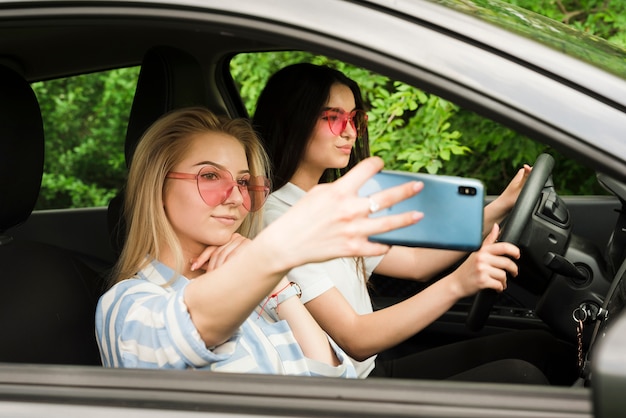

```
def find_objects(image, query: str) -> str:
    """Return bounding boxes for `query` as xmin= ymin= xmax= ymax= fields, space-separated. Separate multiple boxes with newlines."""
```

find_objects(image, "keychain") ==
xmin=572 ymin=307 xmax=587 ymax=370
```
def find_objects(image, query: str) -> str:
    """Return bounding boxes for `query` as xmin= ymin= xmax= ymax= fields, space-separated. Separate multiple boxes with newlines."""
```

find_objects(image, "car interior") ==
xmin=1 ymin=12 xmax=625 ymax=392
xmin=0 ymin=63 xmax=103 ymax=365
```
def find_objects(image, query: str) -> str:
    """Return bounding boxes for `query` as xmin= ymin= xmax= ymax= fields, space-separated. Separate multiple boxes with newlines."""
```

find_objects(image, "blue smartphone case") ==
xmin=359 ymin=170 xmax=484 ymax=251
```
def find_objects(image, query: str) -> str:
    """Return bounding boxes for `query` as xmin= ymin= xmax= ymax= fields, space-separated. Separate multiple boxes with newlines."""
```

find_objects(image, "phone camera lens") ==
xmin=458 ymin=186 xmax=477 ymax=196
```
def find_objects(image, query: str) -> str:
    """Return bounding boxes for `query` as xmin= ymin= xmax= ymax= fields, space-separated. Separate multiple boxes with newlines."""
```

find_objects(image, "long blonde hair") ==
xmin=110 ymin=107 xmax=270 ymax=286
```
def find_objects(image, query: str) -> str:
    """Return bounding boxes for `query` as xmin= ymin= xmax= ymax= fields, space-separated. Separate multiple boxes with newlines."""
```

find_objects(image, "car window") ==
xmin=230 ymin=51 xmax=604 ymax=197
xmin=31 ymin=67 xmax=139 ymax=210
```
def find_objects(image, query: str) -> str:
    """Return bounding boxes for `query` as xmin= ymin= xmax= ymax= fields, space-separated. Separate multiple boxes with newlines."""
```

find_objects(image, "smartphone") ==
xmin=359 ymin=170 xmax=484 ymax=251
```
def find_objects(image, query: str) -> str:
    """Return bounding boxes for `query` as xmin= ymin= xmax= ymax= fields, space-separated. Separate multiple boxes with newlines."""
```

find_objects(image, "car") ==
xmin=1 ymin=0 xmax=625 ymax=416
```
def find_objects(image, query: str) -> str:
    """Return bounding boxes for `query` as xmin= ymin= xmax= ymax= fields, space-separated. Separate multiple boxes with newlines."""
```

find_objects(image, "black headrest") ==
xmin=124 ymin=45 xmax=210 ymax=166
xmin=108 ymin=46 xmax=212 ymax=254
xmin=0 ymin=65 xmax=44 ymax=234
xmin=0 ymin=65 xmax=104 ymax=366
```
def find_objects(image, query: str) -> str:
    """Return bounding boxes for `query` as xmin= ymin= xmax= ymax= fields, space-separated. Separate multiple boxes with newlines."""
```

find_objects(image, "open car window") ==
xmin=229 ymin=51 xmax=604 ymax=198
xmin=31 ymin=67 xmax=138 ymax=210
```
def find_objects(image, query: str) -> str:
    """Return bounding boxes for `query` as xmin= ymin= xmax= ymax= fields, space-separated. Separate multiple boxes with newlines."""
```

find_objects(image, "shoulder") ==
xmin=270 ymin=182 xmax=306 ymax=205
xmin=287 ymin=262 xmax=338 ymax=304
xmin=97 ymin=260 xmax=187 ymax=314
xmin=264 ymin=183 xmax=306 ymax=224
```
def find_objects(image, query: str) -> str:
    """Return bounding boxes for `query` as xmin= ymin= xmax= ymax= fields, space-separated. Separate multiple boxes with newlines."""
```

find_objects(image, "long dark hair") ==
xmin=252 ymin=63 xmax=370 ymax=190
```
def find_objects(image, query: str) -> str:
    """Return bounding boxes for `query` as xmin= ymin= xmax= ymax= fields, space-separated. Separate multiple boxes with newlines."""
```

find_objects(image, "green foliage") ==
xmin=233 ymin=54 xmax=471 ymax=175
xmin=368 ymin=89 xmax=469 ymax=174
xmin=231 ymin=51 xmax=349 ymax=116
xmin=439 ymin=110 xmax=604 ymax=195
xmin=33 ymin=0 xmax=626 ymax=209
xmin=32 ymin=67 xmax=138 ymax=209
xmin=506 ymin=0 xmax=626 ymax=48
xmin=233 ymin=50 xmax=593 ymax=195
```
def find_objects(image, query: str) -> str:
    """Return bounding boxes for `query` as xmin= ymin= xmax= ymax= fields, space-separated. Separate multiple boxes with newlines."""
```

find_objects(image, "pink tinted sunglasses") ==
xmin=166 ymin=165 xmax=270 ymax=212
xmin=321 ymin=107 xmax=368 ymax=137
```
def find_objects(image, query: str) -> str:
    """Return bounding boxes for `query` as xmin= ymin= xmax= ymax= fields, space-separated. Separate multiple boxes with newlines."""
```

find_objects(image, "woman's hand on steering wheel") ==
xmin=466 ymin=153 xmax=555 ymax=331
xmin=450 ymin=224 xmax=520 ymax=298
xmin=484 ymin=164 xmax=532 ymax=236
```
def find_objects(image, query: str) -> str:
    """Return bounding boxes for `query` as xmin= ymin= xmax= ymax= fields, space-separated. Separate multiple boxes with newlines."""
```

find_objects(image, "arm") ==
xmin=306 ymin=224 xmax=520 ymax=361
xmin=187 ymin=236 xmax=351 ymax=368
xmin=268 ymin=278 xmax=339 ymax=366
xmin=184 ymin=157 xmax=423 ymax=347
xmin=191 ymin=238 xmax=340 ymax=365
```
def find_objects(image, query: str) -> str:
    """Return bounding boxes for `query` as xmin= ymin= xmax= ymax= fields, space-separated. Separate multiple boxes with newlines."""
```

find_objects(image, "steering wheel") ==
xmin=466 ymin=153 xmax=555 ymax=331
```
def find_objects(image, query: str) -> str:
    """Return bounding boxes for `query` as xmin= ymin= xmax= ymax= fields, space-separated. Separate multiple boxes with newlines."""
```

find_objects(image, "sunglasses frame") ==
xmin=321 ymin=107 xmax=368 ymax=137
xmin=166 ymin=166 xmax=270 ymax=212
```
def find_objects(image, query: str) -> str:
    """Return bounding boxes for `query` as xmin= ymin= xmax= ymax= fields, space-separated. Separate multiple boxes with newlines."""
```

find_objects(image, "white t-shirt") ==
xmin=263 ymin=182 xmax=383 ymax=378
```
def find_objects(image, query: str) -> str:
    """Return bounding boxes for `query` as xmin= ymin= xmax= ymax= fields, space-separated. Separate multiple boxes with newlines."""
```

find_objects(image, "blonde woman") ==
xmin=95 ymin=107 xmax=421 ymax=376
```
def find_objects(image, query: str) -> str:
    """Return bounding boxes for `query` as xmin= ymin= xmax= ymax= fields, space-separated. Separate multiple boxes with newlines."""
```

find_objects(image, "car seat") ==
xmin=107 ymin=45 xmax=216 ymax=255
xmin=0 ymin=64 xmax=103 ymax=365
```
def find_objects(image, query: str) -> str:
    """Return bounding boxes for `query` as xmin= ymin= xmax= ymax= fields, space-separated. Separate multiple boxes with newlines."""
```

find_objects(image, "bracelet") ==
xmin=258 ymin=282 xmax=302 ymax=318
xmin=276 ymin=281 xmax=302 ymax=305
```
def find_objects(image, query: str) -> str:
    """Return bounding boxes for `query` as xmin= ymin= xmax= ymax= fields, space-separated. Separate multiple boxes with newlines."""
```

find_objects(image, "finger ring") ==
xmin=368 ymin=197 xmax=380 ymax=214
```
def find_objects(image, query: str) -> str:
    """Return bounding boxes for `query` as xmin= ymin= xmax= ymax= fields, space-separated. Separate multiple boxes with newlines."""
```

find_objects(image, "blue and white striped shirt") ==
xmin=95 ymin=259 xmax=355 ymax=377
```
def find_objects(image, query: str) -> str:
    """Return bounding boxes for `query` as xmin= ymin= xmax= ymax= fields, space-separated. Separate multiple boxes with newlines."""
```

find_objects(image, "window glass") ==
xmin=230 ymin=52 xmax=602 ymax=196
xmin=31 ymin=67 xmax=139 ymax=210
